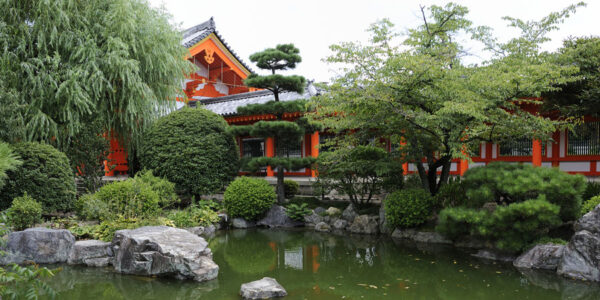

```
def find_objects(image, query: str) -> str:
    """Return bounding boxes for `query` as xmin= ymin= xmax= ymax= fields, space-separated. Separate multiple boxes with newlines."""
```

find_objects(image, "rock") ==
xmin=303 ymin=211 xmax=323 ymax=226
xmin=1 ymin=228 xmax=75 ymax=264
xmin=257 ymin=205 xmax=303 ymax=228
xmin=240 ymin=277 xmax=287 ymax=299
xmin=112 ymin=226 xmax=218 ymax=282
xmin=204 ymin=224 xmax=216 ymax=236
xmin=348 ymin=215 xmax=379 ymax=235
xmin=232 ymin=218 xmax=256 ymax=229
xmin=68 ymin=240 xmax=113 ymax=267
xmin=216 ymin=213 xmax=228 ymax=229
xmin=558 ymin=230 xmax=600 ymax=281
xmin=575 ymin=204 xmax=600 ymax=234
xmin=342 ymin=204 xmax=358 ymax=222
xmin=513 ymin=243 xmax=565 ymax=270
xmin=185 ymin=225 xmax=217 ymax=238
xmin=315 ymin=222 xmax=331 ymax=232
xmin=332 ymin=219 xmax=348 ymax=230
xmin=391 ymin=228 xmax=451 ymax=244
xmin=314 ymin=207 xmax=326 ymax=215
xmin=472 ymin=249 xmax=516 ymax=262
xmin=379 ymin=204 xmax=389 ymax=234
xmin=453 ymin=236 xmax=487 ymax=249
xmin=326 ymin=207 xmax=341 ymax=216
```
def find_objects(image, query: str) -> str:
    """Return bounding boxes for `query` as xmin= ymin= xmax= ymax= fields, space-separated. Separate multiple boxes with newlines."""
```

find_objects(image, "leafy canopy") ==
xmin=0 ymin=0 xmax=194 ymax=150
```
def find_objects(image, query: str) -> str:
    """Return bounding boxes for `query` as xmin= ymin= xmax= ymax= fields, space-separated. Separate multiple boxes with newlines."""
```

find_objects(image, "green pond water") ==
xmin=43 ymin=229 xmax=599 ymax=300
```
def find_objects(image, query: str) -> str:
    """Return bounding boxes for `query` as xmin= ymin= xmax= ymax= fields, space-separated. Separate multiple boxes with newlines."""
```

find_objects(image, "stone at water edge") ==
xmin=112 ymin=226 xmax=218 ymax=282
xmin=379 ymin=204 xmax=389 ymax=234
xmin=348 ymin=215 xmax=379 ymax=234
xmin=513 ymin=243 xmax=565 ymax=270
xmin=315 ymin=222 xmax=331 ymax=232
xmin=326 ymin=207 xmax=341 ymax=216
xmin=342 ymin=203 xmax=358 ymax=222
xmin=240 ymin=277 xmax=287 ymax=299
xmin=2 ymin=228 xmax=75 ymax=264
xmin=332 ymin=219 xmax=348 ymax=230
xmin=304 ymin=211 xmax=323 ymax=226
xmin=557 ymin=230 xmax=600 ymax=281
xmin=68 ymin=240 xmax=113 ymax=267
xmin=391 ymin=228 xmax=452 ymax=244
xmin=257 ymin=205 xmax=303 ymax=228
xmin=313 ymin=207 xmax=326 ymax=215
xmin=232 ymin=218 xmax=256 ymax=229
xmin=472 ymin=249 xmax=516 ymax=262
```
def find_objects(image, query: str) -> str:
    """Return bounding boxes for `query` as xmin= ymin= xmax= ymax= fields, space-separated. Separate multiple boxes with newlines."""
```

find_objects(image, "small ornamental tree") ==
xmin=230 ymin=44 xmax=320 ymax=203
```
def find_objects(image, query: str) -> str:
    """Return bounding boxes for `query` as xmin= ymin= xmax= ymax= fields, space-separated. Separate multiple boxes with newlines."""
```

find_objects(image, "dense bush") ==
xmin=436 ymin=207 xmax=488 ymax=241
xmin=284 ymin=179 xmax=299 ymax=199
xmin=385 ymin=188 xmax=433 ymax=229
xmin=433 ymin=178 xmax=467 ymax=210
xmin=133 ymin=170 xmax=179 ymax=208
xmin=583 ymin=181 xmax=600 ymax=202
xmin=223 ymin=177 xmax=275 ymax=220
xmin=286 ymin=203 xmax=312 ymax=221
xmin=75 ymin=194 xmax=110 ymax=221
xmin=94 ymin=179 xmax=160 ymax=219
xmin=0 ymin=142 xmax=76 ymax=211
xmin=7 ymin=193 xmax=42 ymax=230
xmin=581 ymin=195 xmax=600 ymax=215
xmin=482 ymin=197 xmax=562 ymax=252
xmin=316 ymin=145 xmax=404 ymax=207
xmin=0 ymin=142 xmax=21 ymax=190
xmin=140 ymin=107 xmax=240 ymax=197
xmin=167 ymin=206 xmax=219 ymax=228
xmin=462 ymin=162 xmax=585 ymax=221
xmin=71 ymin=217 xmax=175 ymax=242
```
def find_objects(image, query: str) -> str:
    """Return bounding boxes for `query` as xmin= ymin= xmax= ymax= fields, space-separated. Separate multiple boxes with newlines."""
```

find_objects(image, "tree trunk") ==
xmin=276 ymin=164 xmax=285 ymax=204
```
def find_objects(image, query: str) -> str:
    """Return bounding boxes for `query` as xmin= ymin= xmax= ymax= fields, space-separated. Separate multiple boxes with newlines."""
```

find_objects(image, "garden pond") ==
xmin=43 ymin=229 xmax=599 ymax=299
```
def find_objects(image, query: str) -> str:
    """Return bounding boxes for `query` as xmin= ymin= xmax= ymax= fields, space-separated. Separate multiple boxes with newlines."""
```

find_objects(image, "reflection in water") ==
xmin=43 ymin=229 xmax=600 ymax=300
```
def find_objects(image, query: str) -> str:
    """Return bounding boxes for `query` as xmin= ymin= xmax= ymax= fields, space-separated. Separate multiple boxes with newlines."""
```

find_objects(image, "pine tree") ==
xmin=231 ymin=44 xmax=319 ymax=203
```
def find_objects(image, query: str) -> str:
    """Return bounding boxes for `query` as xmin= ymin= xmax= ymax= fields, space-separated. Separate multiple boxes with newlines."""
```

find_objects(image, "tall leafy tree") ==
xmin=309 ymin=3 xmax=582 ymax=195
xmin=231 ymin=44 xmax=318 ymax=203
xmin=0 ymin=0 xmax=194 ymax=151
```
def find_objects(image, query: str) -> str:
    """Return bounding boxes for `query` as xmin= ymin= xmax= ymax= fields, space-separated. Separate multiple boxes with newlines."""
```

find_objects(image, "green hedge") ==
xmin=385 ymin=188 xmax=433 ymax=229
xmin=7 ymin=193 xmax=42 ymax=230
xmin=0 ymin=142 xmax=76 ymax=211
xmin=223 ymin=177 xmax=275 ymax=220
xmin=140 ymin=107 xmax=240 ymax=196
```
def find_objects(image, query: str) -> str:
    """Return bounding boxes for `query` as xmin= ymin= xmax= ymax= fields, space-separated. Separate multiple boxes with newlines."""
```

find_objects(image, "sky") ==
xmin=148 ymin=0 xmax=600 ymax=83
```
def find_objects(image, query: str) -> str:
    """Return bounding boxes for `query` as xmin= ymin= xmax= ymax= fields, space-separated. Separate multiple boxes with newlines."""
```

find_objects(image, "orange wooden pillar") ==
xmin=266 ymin=137 xmax=275 ymax=176
xmin=400 ymin=138 xmax=408 ymax=175
xmin=310 ymin=131 xmax=319 ymax=177
xmin=532 ymin=139 xmax=542 ymax=167
xmin=459 ymin=159 xmax=469 ymax=176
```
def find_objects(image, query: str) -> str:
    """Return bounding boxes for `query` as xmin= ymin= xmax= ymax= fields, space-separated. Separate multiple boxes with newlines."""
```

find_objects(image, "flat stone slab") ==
xmin=68 ymin=240 xmax=113 ymax=266
xmin=232 ymin=218 xmax=256 ymax=229
xmin=240 ymin=277 xmax=287 ymax=299
xmin=513 ymin=244 xmax=564 ymax=270
xmin=112 ymin=226 xmax=218 ymax=282
xmin=1 ymin=228 xmax=75 ymax=264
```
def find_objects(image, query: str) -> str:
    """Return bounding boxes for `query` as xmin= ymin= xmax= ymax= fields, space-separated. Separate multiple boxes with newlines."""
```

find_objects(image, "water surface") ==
xmin=44 ymin=229 xmax=600 ymax=299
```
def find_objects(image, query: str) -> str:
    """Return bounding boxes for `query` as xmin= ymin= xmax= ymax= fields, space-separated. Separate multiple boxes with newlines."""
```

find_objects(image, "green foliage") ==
xmin=0 ymin=142 xmax=76 ymax=212
xmin=462 ymin=162 xmax=585 ymax=221
xmin=285 ymin=203 xmax=312 ymax=221
xmin=63 ymin=117 xmax=111 ymax=193
xmin=581 ymin=195 xmax=600 ymax=215
xmin=244 ymin=157 xmax=316 ymax=173
xmin=583 ymin=181 xmax=600 ymax=202
xmin=83 ymin=217 xmax=175 ymax=242
xmin=316 ymin=146 xmax=404 ymax=207
xmin=385 ymin=189 xmax=434 ymax=229
xmin=531 ymin=237 xmax=568 ymax=247
xmin=7 ymin=193 xmax=42 ymax=231
xmin=237 ymin=100 xmax=308 ymax=116
xmin=223 ymin=177 xmax=276 ymax=220
xmin=248 ymin=44 xmax=302 ymax=71
xmin=133 ymin=170 xmax=179 ymax=208
xmin=0 ymin=0 xmax=194 ymax=150
xmin=0 ymin=217 xmax=56 ymax=300
xmin=482 ymin=197 xmax=562 ymax=252
xmin=74 ymin=194 xmax=110 ymax=221
xmin=309 ymin=3 xmax=583 ymax=195
xmin=284 ymin=180 xmax=299 ymax=199
xmin=433 ymin=178 xmax=467 ymax=210
xmin=94 ymin=179 xmax=160 ymax=219
xmin=167 ymin=206 xmax=219 ymax=228
xmin=246 ymin=121 xmax=305 ymax=144
xmin=140 ymin=107 xmax=239 ymax=197
xmin=0 ymin=142 xmax=21 ymax=190
xmin=436 ymin=207 xmax=489 ymax=241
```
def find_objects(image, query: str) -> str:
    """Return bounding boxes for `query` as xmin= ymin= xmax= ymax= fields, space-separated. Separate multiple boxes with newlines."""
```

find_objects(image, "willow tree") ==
xmin=230 ymin=44 xmax=319 ymax=203
xmin=0 ymin=0 xmax=194 ymax=151
xmin=310 ymin=3 xmax=583 ymax=195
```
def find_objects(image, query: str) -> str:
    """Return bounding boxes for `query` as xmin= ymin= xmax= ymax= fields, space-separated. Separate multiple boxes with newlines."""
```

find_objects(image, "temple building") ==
xmin=105 ymin=17 xmax=600 ymax=179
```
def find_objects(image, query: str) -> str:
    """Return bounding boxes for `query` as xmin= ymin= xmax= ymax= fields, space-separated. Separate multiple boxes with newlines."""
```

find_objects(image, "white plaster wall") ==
xmin=470 ymin=162 xmax=486 ymax=168
xmin=492 ymin=144 xmax=497 ymax=159
xmin=542 ymin=162 xmax=552 ymax=168
xmin=481 ymin=142 xmax=486 ymax=159
xmin=560 ymin=130 xmax=566 ymax=158
xmin=450 ymin=162 xmax=457 ymax=172
xmin=547 ymin=141 xmax=553 ymax=158
xmin=559 ymin=162 xmax=590 ymax=172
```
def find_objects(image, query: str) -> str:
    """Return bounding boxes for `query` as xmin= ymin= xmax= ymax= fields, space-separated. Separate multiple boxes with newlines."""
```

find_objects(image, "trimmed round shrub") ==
xmin=7 ymin=193 xmax=42 ymax=230
xmin=582 ymin=195 xmax=600 ymax=215
xmin=95 ymin=179 xmax=160 ymax=219
xmin=436 ymin=207 xmax=488 ymax=241
xmin=140 ymin=107 xmax=240 ymax=197
xmin=223 ymin=177 xmax=275 ymax=220
xmin=284 ymin=179 xmax=299 ymax=199
xmin=0 ymin=142 xmax=76 ymax=211
xmin=75 ymin=194 xmax=110 ymax=221
xmin=385 ymin=188 xmax=433 ymax=229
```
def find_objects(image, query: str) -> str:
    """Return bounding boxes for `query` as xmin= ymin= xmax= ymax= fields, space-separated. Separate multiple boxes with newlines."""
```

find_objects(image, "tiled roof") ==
xmin=181 ymin=17 xmax=253 ymax=73
xmin=193 ymin=82 xmax=321 ymax=116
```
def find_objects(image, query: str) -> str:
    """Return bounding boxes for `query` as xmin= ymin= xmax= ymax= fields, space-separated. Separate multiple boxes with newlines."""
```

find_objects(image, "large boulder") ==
xmin=185 ymin=225 xmax=217 ymax=238
xmin=513 ymin=244 xmax=565 ymax=270
xmin=240 ymin=277 xmax=287 ymax=299
xmin=379 ymin=204 xmax=389 ymax=234
xmin=575 ymin=204 xmax=600 ymax=233
xmin=558 ymin=230 xmax=600 ymax=281
xmin=342 ymin=204 xmax=358 ymax=222
xmin=315 ymin=222 xmax=331 ymax=232
xmin=332 ymin=219 xmax=348 ymax=230
xmin=257 ymin=205 xmax=303 ymax=228
xmin=303 ymin=211 xmax=323 ymax=226
xmin=112 ymin=226 xmax=218 ymax=282
xmin=1 ymin=228 xmax=74 ymax=264
xmin=68 ymin=240 xmax=113 ymax=267
xmin=326 ymin=207 xmax=341 ymax=216
xmin=232 ymin=218 xmax=256 ymax=229
xmin=348 ymin=215 xmax=379 ymax=235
